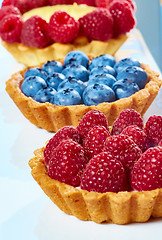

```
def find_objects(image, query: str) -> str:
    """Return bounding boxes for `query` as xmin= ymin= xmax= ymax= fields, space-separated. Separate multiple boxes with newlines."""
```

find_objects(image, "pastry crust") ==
xmin=29 ymin=147 xmax=162 ymax=224
xmin=1 ymin=34 xmax=127 ymax=66
xmin=5 ymin=60 xmax=162 ymax=132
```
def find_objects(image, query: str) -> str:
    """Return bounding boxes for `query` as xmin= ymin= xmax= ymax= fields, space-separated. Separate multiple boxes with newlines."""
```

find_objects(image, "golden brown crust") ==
xmin=29 ymin=147 xmax=162 ymax=224
xmin=1 ymin=34 xmax=128 ymax=66
xmin=5 ymin=60 xmax=162 ymax=132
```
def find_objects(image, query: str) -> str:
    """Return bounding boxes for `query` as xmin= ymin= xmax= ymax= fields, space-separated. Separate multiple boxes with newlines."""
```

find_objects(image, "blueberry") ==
xmin=21 ymin=76 xmax=47 ymax=97
xmin=89 ymin=66 xmax=116 ymax=79
xmin=46 ymin=73 xmax=66 ymax=90
xmin=54 ymin=88 xmax=82 ymax=106
xmin=87 ymin=74 xmax=116 ymax=88
xmin=33 ymin=87 xmax=56 ymax=103
xmin=64 ymin=51 xmax=89 ymax=68
xmin=42 ymin=60 xmax=63 ymax=75
xmin=116 ymin=66 xmax=148 ymax=89
xmin=113 ymin=78 xmax=139 ymax=99
xmin=83 ymin=83 xmax=116 ymax=106
xmin=24 ymin=67 xmax=48 ymax=81
xmin=89 ymin=54 xmax=116 ymax=70
xmin=114 ymin=58 xmax=141 ymax=73
xmin=57 ymin=77 xmax=86 ymax=96
xmin=62 ymin=64 xmax=89 ymax=82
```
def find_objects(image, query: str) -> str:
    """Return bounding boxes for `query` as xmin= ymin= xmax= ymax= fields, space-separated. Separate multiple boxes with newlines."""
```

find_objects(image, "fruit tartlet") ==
xmin=29 ymin=109 xmax=162 ymax=224
xmin=6 ymin=51 xmax=162 ymax=132
xmin=0 ymin=0 xmax=136 ymax=66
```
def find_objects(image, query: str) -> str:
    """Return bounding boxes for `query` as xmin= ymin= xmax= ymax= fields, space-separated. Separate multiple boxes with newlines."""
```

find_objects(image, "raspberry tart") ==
xmin=29 ymin=109 xmax=162 ymax=224
xmin=6 ymin=51 xmax=162 ymax=132
xmin=0 ymin=0 xmax=136 ymax=66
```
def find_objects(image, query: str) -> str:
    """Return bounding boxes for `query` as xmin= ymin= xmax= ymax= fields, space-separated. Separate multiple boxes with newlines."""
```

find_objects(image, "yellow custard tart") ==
xmin=1 ymin=4 xmax=128 ymax=66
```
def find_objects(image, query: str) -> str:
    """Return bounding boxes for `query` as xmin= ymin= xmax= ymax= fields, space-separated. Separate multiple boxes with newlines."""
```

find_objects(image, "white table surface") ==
xmin=0 ymin=29 xmax=162 ymax=240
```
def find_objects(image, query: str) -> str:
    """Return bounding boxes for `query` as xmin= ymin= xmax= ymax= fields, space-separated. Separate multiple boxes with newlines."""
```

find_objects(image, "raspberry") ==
xmin=75 ymin=0 xmax=96 ymax=6
xmin=48 ymin=139 xmax=87 ymax=187
xmin=159 ymin=140 xmax=162 ymax=147
xmin=79 ymin=8 xmax=114 ymax=41
xmin=1 ymin=0 xmax=12 ymax=7
xmin=95 ymin=0 xmax=136 ymax=12
xmin=48 ymin=0 xmax=69 ymax=5
xmin=44 ymin=126 xmax=81 ymax=164
xmin=81 ymin=152 xmax=128 ymax=193
xmin=28 ymin=0 xmax=49 ymax=10
xmin=11 ymin=0 xmax=31 ymax=14
xmin=111 ymin=109 xmax=144 ymax=135
xmin=121 ymin=125 xmax=148 ymax=152
xmin=95 ymin=0 xmax=111 ymax=8
xmin=76 ymin=110 xmax=109 ymax=140
xmin=83 ymin=125 xmax=110 ymax=160
xmin=125 ymin=0 xmax=136 ymax=12
xmin=49 ymin=10 xmax=80 ymax=43
xmin=21 ymin=16 xmax=51 ymax=48
xmin=0 ymin=14 xmax=23 ymax=43
xmin=103 ymin=134 xmax=142 ymax=174
xmin=144 ymin=115 xmax=162 ymax=146
xmin=131 ymin=147 xmax=162 ymax=191
xmin=0 ymin=6 xmax=21 ymax=22
xmin=109 ymin=0 xmax=136 ymax=36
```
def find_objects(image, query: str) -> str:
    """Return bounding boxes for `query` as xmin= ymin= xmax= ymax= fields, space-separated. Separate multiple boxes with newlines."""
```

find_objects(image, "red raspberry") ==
xmin=0 ymin=6 xmax=21 ymax=22
xmin=81 ymin=152 xmax=128 ymax=193
xmin=121 ymin=125 xmax=149 ymax=152
xmin=76 ymin=110 xmax=109 ymax=140
xmin=0 ymin=14 xmax=23 ymax=43
xmin=79 ymin=8 xmax=114 ymax=41
xmin=103 ymin=134 xmax=142 ymax=174
xmin=109 ymin=0 xmax=136 ymax=36
xmin=44 ymin=126 xmax=81 ymax=164
xmin=125 ymin=0 xmax=136 ymax=11
xmin=28 ymin=0 xmax=49 ymax=10
xmin=48 ymin=139 xmax=87 ymax=187
xmin=11 ymin=0 xmax=31 ymax=14
xmin=48 ymin=0 xmax=69 ymax=5
xmin=1 ymin=0 xmax=12 ymax=7
xmin=95 ymin=0 xmax=136 ymax=11
xmin=49 ymin=10 xmax=80 ymax=43
xmin=83 ymin=125 xmax=110 ymax=160
xmin=131 ymin=147 xmax=162 ymax=191
xmin=75 ymin=0 xmax=96 ymax=6
xmin=111 ymin=109 xmax=144 ymax=135
xmin=159 ymin=140 xmax=162 ymax=147
xmin=144 ymin=115 xmax=162 ymax=146
xmin=21 ymin=16 xmax=51 ymax=48
xmin=95 ymin=0 xmax=111 ymax=8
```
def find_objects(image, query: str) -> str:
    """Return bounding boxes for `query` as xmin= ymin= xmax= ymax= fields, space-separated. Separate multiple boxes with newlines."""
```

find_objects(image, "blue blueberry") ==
xmin=33 ymin=87 xmax=56 ymax=103
xmin=89 ymin=66 xmax=116 ymax=79
xmin=42 ymin=60 xmax=63 ymax=75
xmin=87 ymin=74 xmax=116 ymax=88
xmin=24 ymin=67 xmax=48 ymax=81
xmin=54 ymin=88 xmax=82 ymax=106
xmin=21 ymin=76 xmax=47 ymax=97
xmin=64 ymin=50 xmax=89 ymax=68
xmin=62 ymin=64 xmax=89 ymax=82
xmin=113 ymin=78 xmax=139 ymax=99
xmin=57 ymin=77 xmax=86 ymax=96
xmin=114 ymin=58 xmax=141 ymax=73
xmin=116 ymin=66 xmax=148 ymax=89
xmin=83 ymin=83 xmax=116 ymax=106
xmin=89 ymin=54 xmax=116 ymax=70
xmin=46 ymin=73 xmax=66 ymax=90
